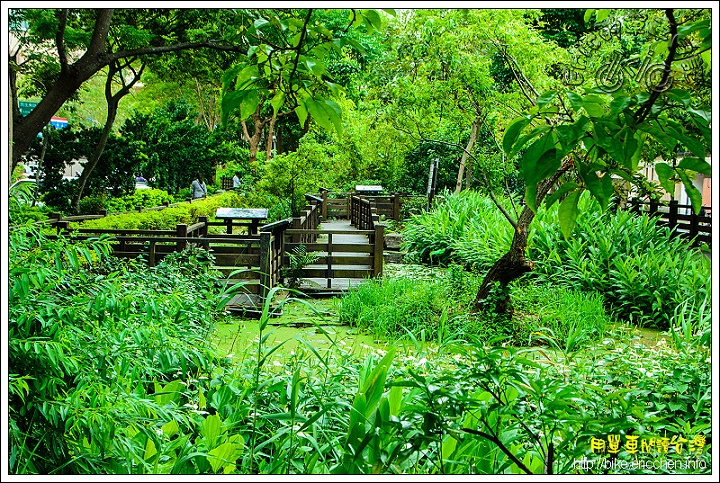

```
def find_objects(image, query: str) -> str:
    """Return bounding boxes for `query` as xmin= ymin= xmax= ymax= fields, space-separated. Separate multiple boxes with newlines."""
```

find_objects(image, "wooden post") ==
xmin=689 ymin=208 xmax=698 ymax=240
xmin=326 ymin=233 xmax=333 ymax=288
xmin=668 ymin=199 xmax=679 ymax=234
xmin=49 ymin=212 xmax=62 ymax=229
xmin=148 ymin=241 xmax=156 ymax=267
xmin=649 ymin=199 xmax=658 ymax=216
xmin=176 ymin=224 xmax=188 ymax=251
xmin=393 ymin=193 xmax=401 ymax=221
xmin=373 ymin=223 xmax=384 ymax=277
xmin=199 ymin=216 xmax=208 ymax=237
xmin=259 ymin=232 xmax=272 ymax=299
xmin=321 ymin=190 xmax=328 ymax=220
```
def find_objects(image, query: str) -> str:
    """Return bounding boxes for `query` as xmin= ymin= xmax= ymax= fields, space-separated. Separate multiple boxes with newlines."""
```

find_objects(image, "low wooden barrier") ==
xmin=628 ymin=199 xmax=711 ymax=247
xmin=318 ymin=190 xmax=408 ymax=221
xmin=48 ymin=216 xmax=285 ymax=298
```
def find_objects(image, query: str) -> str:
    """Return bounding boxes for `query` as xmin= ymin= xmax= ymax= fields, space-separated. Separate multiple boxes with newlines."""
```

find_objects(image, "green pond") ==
xmin=209 ymin=295 xmax=670 ymax=362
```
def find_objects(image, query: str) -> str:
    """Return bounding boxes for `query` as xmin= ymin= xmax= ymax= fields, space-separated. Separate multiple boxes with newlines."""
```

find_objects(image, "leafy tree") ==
xmin=471 ymin=8 xmax=711 ymax=313
xmin=220 ymin=9 xmax=391 ymax=168
xmin=122 ymin=100 xmax=230 ymax=195
xmin=8 ymin=8 xmax=256 ymax=181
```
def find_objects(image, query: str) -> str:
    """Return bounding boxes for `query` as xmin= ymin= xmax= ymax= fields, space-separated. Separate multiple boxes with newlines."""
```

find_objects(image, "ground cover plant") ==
xmin=402 ymin=191 xmax=711 ymax=331
xmin=8 ymin=220 xmax=711 ymax=475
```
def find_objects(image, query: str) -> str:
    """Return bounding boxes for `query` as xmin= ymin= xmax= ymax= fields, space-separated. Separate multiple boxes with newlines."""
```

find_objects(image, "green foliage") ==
xmin=405 ymin=190 xmax=709 ymax=331
xmin=8 ymin=222 xmax=710 ymax=474
xmin=530 ymin=198 xmax=711 ymax=330
xmin=73 ymin=191 xmax=245 ymax=230
xmin=8 ymin=225 xmax=225 ymax=474
xmin=257 ymin=133 xmax=332 ymax=215
xmin=77 ymin=194 xmax=108 ymax=215
xmin=9 ymin=181 xmax=50 ymax=225
xmin=105 ymin=188 xmax=175 ymax=214
xmin=122 ymin=100 xmax=235 ymax=194
xmin=220 ymin=9 xmax=389 ymax=139
xmin=281 ymin=245 xmax=320 ymax=290
xmin=402 ymin=190 xmax=514 ymax=271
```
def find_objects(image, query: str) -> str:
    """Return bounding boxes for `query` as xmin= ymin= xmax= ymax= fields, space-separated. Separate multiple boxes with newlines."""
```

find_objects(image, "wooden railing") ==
xmin=48 ymin=216 xmax=286 ymax=298
xmin=42 ymin=189 xmax=389 ymax=297
xmin=318 ymin=190 xmax=409 ymax=221
xmin=628 ymin=199 xmax=711 ymax=247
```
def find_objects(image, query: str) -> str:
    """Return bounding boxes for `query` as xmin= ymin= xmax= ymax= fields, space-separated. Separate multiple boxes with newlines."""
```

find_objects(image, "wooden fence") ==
xmin=48 ymin=215 xmax=285 ymax=297
xmin=318 ymin=190 xmax=406 ymax=221
xmin=42 ymin=192 xmax=382 ymax=296
xmin=628 ymin=199 xmax=712 ymax=247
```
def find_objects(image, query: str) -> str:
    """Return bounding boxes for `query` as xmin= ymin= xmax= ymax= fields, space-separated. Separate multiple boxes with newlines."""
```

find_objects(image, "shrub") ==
xmin=70 ymin=191 xmax=247 ymax=231
xmin=78 ymin=194 xmax=108 ymax=215
xmin=402 ymin=190 xmax=514 ymax=270
xmin=529 ymin=197 xmax=711 ymax=330
xmin=8 ymin=226 xmax=225 ymax=473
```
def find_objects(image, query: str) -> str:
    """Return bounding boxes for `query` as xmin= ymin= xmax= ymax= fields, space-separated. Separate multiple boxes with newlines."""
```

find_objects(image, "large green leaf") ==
xmin=544 ymin=181 xmax=580 ymax=209
xmin=558 ymin=189 xmax=582 ymax=239
xmin=638 ymin=122 xmax=678 ymax=152
xmin=677 ymin=157 xmax=711 ymax=176
xmin=220 ymin=90 xmax=245 ymax=124
xmin=537 ymin=90 xmax=558 ymax=109
xmin=207 ymin=435 xmax=244 ymax=473
xmin=502 ymin=117 xmax=532 ymax=154
xmin=654 ymin=162 xmax=677 ymax=194
xmin=520 ymin=131 xmax=559 ymax=186
xmin=510 ymin=124 xmax=551 ymax=160
xmin=234 ymin=64 xmax=259 ymax=90
xmin=677 ymin=170 xmax=703 ymax=214
xmin=577 ymin=163 xmax=613 ymax=211
xmin=270 ymin=91 xmax=285 ymax=116
xmin=305 ymin=97 xmax=343 ymax=136
xmin=664 ymin=119 xmax=707 ymax=160
xmin=240 ymin=89 xmax=260 ymax=119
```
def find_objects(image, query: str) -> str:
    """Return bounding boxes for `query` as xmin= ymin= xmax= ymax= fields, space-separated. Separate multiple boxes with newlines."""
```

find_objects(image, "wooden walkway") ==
xmin=298 ymin=219 xmax=376 ymax=293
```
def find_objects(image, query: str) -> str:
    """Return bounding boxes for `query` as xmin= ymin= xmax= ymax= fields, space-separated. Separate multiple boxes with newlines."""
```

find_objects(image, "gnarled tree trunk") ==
xmin=473 ymin=158 xmax=574 ymax=313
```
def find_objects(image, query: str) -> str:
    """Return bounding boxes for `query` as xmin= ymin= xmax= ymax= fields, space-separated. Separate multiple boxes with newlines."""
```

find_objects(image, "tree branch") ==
xmin=56 ymin=9 xmax=68 ymax=72
xmin=635 ymin=9 xmax=679 ymax=124
xmin=461 ymin=427 xmax=534 ymax=474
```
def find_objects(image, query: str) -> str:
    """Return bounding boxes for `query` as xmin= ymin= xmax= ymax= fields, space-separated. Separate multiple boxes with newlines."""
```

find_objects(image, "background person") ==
xmin=191 ymin=173 xmax=207 ymax=199
xmin=232 ymin=171 xmax=242 ymax=190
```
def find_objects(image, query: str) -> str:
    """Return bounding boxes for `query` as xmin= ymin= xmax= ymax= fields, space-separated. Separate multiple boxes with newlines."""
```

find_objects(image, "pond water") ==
xmin=209 ymin=295 xmax=670 ymax=362
xmin=211 ymin=298 xmax=394 ymax=360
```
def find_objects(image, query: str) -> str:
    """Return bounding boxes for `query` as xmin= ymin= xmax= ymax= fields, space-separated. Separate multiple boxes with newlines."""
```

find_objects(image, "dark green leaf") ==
xmin=502 ymin=117 xmax=532 ymax=154
xmin=558 ymin=189 xmax=581 ymax=239
xmin=654 ymin=162 xmax=677 ymax=194
xmin=676 ymin=157 xmax=711 ymax=175
xmin=545 ymin=182 xmax=580 ymax=208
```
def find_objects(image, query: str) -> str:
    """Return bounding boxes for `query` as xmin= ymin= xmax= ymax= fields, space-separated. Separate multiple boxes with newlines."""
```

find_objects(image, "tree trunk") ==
xmin=71 ymin=104 xmax=117 ymax=213
xmin=455 ymin=116 xmax=480 ymax=194
xmin=11 ymin=9 xmax=114 ymax=175
xmin=472 ymin=206 xmax=535 ymax=313
xmin=265 ymin=113 xmax=277 ymax=161
xmin=71 ymin=60 xmax=143 ymax=213
xmin=472 ymin=158 xmax=574 ymax=313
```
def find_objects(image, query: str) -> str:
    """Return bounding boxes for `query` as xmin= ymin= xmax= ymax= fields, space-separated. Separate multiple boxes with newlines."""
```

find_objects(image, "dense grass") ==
xmin=336 ymin=264 xmax=612 ymax=350
xmin=402 ymin=190 xmax=711 ymax=331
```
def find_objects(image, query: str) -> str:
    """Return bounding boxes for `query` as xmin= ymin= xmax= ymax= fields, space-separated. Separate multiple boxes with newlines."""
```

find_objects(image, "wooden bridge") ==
xmin=44 ymin=191 xmax=411 ymax=312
